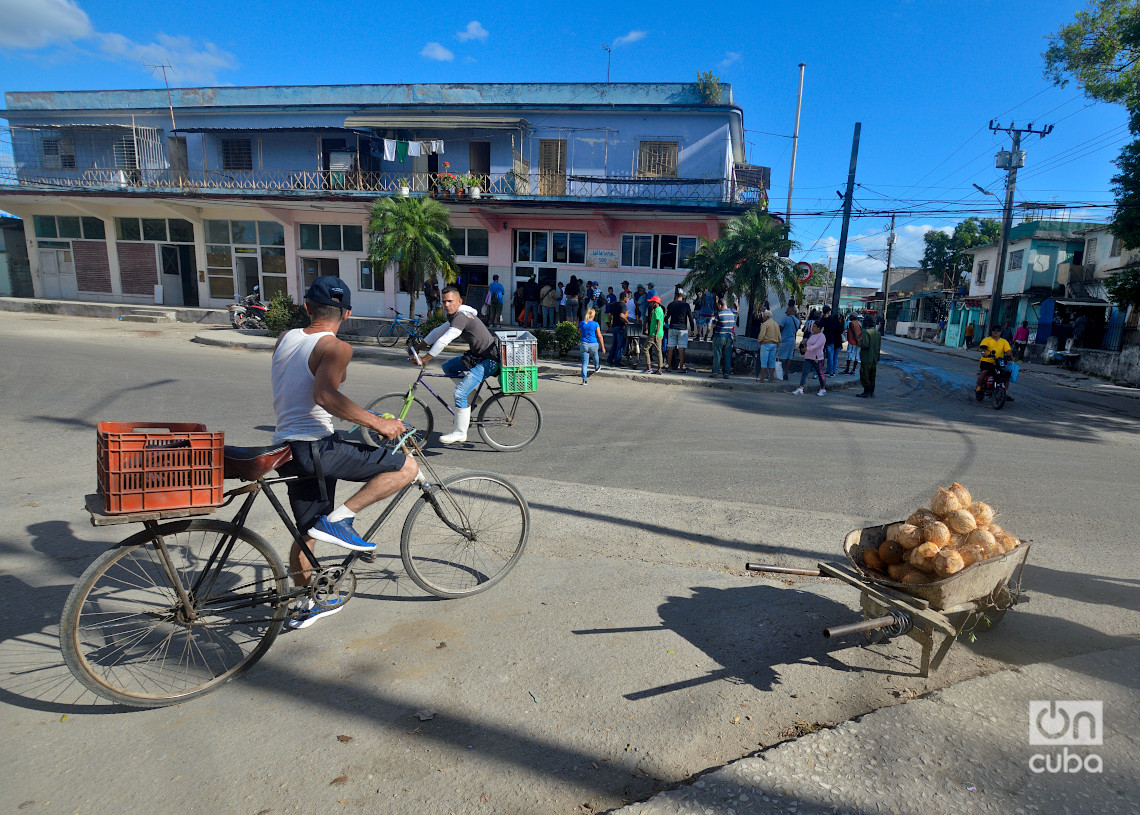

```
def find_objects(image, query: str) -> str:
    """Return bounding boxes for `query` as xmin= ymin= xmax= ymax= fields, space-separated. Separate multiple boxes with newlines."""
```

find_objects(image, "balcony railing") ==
xmin=0 ymin=166 xmax=766 ymax=207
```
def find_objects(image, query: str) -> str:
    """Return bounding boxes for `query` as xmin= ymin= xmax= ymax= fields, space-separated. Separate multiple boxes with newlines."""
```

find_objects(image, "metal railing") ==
xmin=0 ymin=166 xmax=766 ymax=206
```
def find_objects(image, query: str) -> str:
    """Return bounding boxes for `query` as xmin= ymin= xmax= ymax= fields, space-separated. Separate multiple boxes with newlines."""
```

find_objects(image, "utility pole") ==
xmin=832 ymin=122 xmax=861 ymax=315
xmin=147 ymin=63 xmax=178 ymax=132
xmin=987 ymin=120 xmax=1052 ymax=333
xmin=785 ymin=63 xmax=805 ymax=230
xmin=880 ymin=213 xmax=895 ymax=322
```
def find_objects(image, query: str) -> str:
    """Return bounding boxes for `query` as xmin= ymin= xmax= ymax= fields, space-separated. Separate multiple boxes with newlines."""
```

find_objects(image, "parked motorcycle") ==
xmin=227 ymin=288 xmax=267 ymax=330
xmin=976 ymin=357 xmax=1011 ymax=410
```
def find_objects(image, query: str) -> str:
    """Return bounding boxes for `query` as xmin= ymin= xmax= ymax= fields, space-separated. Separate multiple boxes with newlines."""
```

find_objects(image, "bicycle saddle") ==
xmin=223 ymin=444 xmax=293 ymax=481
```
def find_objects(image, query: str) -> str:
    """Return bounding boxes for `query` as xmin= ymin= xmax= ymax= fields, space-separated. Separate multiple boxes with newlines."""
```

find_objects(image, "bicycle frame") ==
xmin=382 ymin=367 xmax=503 ymax=423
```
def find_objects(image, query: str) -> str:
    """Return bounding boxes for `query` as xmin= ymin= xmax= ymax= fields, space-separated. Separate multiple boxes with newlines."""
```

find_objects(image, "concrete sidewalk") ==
xmin=613 ymin=643 xmax=1137 ymax=814
xmin=191 ymin=326 xmax=859 ymax=393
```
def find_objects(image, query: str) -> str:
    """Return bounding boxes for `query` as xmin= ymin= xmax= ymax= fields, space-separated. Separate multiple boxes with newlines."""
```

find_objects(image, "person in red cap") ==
xmin=641 ymin=295 xmax=665 ymax=374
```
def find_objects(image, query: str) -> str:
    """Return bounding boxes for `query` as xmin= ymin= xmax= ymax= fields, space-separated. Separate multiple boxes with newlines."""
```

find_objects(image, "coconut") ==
xmin=949 ymin=482 xmax=973 ymax=507
xmin=863 ymin=547 xmax=885 ymax=572
xmin=986 ymin=522 xmax=1005 ymax=540
xmin=999 ymin=533 xmax=1021 ymax=552
xmin=885 ymin=523 xmax=903 ymax=542
xmin=945 ymin=509 xmax=978 ymax=535
xmin=901 ymin=569 xmax=930 ymax=585
xmin=907 ymin=508 xmax=937 ymax=527
xmin=879 ymin=539 xmax=906 ymax=565
xmin=908 ymin=541 xmax=942 ymax=572
xmin=969 ymin=501 xmax=995 ymax=527
xmin=966 ymin=528 xmax=997 ymax=551
xmin=933 ymin=548 xmax=966 ymax=578
xmin=887 ymin=563 xmax=910 ymax=581
xmin=958 ymin=542 xmax=987 ymax=567
xmin=931 ymin=487 xmax=961 ymax=517
xmin=923 ymin=520 xmax=951 ymax=546
xmin=896 ymin=523 xmax=924 ymax=549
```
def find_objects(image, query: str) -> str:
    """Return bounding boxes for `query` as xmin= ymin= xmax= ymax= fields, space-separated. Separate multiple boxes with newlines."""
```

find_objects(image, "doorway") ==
xmin=236 ymin=255 xmax=260 ymax=299
xmin=38 ymin=247 xmax=77 ymax=299
xmin=470 ymin=141 xmax=491 ymax=186
xmin=160 ymin=245 xmax=199 ymax=307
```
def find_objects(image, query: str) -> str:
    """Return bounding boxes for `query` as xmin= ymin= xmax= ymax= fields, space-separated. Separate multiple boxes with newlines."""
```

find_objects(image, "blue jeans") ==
xmin=712 ymin=335 xmax=732 ymax=375
xmin=580 ymin=341 xmax=600 ymax=381
xmin=824 ymin=344 xmax=839 ymax=375
xmin=542 ymin=305 xmax=556 ymax=328
xmin=609 ymin=326 xmax=626 ymax=364
xmin=442 ymin=356 xmax=499 ymax=409
xmin=524 ymin=301 xmax=539 ymax=326
xmin=799 ymin=358 xmax=826 ymax=389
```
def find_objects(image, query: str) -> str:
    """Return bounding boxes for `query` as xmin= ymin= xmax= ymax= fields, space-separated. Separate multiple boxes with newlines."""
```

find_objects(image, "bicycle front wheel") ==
xmin=377 ymin=321 xmax=408 ymax=347
xmin=59 ymin=520 xmax=287 ymax=707
xmin=401 ymin=472 xmax=529 ymax=598
xmin=477 ymin=393 xmax=542 ymax=452
xmin=363 ymin=393 xmax=435 ymax=447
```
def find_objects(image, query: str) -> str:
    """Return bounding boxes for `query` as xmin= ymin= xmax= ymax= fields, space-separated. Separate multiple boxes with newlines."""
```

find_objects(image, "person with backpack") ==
xmin=842 ymin=313 xmax=863 ymax=375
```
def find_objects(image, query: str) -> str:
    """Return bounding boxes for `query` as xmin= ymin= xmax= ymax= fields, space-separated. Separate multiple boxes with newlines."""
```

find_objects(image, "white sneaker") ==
xmin=287 ymin=597 xmax=345 ymax=630
xmin=817 ymin=388 xmax=827 ymax=396
xmin=793 ymin=387 xmax=804 ymax=395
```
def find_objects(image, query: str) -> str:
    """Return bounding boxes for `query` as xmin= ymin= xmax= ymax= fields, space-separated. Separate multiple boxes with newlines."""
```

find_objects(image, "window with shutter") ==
xmin=637 ymin=141 xmax=679 ymax=178
xmin=539 ymin=140 xmax=566 ymax=195
xmin=221 ymin=138 xmax=254 ymax=171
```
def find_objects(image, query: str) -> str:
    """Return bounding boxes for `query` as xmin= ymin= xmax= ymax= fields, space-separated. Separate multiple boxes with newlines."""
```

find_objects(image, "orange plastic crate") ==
xmin=97 ymin=422 xmax=225 ymax=514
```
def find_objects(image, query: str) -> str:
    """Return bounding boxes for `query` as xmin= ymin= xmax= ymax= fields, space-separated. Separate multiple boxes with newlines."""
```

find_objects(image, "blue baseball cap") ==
xmin=305 ymin=276 xmax=351 ymax=310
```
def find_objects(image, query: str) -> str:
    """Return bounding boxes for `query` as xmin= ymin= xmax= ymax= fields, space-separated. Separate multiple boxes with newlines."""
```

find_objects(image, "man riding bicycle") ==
xmin=414 ymin=285 xmax=501 ymax=444
xmin=976 ymin=324 xmax=1014 ymax=402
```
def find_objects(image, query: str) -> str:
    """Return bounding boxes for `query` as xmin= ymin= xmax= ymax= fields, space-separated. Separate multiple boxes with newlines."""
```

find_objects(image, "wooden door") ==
xmin=539 ymin=139 xmax=566 ymax=196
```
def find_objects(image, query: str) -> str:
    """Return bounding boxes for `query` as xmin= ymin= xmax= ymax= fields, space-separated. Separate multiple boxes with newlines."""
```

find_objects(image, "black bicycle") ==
xmin=61 ymin=429 xmax=529 ymax=707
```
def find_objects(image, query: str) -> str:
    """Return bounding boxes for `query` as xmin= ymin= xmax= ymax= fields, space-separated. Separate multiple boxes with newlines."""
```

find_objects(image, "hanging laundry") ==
xmin=433 ymin=140 xmax=445 ymax=154
xmin=408 ymin=141 xmax=422 ymax=157
xmin=395 ymin=140 xmax=409 ymax=162
xmin=383 ymin=139 xmax=396 ymax=161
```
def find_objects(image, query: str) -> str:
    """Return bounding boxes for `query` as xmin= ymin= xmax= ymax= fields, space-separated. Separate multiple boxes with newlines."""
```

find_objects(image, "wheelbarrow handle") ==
xmin=745 ymin=563 xmax=823 ymax=577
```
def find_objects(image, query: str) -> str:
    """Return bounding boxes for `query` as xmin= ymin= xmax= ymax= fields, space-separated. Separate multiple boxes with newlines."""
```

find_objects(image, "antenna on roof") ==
xmin=146 ymin=63 xmax=178 ymax=133
xmin=602 ymin=44 xmax=612 ymax=83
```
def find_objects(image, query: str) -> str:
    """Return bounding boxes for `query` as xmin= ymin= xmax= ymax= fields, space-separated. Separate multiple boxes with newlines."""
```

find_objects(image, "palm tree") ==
xmin=368 ymin=196 xmax=458 ymax=314
xmin=681 ymin=210 xmax=801 ymax=333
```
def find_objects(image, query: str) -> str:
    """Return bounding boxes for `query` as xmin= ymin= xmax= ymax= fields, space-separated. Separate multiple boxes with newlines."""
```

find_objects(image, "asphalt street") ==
xmin=0 ymin=313 xmax=1136 ymax=814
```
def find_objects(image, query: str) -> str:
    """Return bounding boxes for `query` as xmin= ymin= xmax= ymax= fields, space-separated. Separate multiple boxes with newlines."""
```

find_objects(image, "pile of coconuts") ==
xmin=862 ymin=483 xmax=1023 ymax=585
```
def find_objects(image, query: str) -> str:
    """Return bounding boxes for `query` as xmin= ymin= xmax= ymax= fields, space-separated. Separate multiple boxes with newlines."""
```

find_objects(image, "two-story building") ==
xmin=0 ymin=83 xmax=768 ymax=317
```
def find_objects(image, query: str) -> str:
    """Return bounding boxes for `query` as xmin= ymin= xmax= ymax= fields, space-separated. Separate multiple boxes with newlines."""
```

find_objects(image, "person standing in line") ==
xmin=664 ymin=290 xmax=696 ymax=373
xmin=557 ymin=281 xmax=566 ymax=323
xmin=522 ymin=276 xmax=541 ymax=328
xmin=487 ymin=274 xmax=505 ymax=327
xmin=709 ymin=296 xmax=736 ymax=378
xmin=963 ymin=321 xmax=975 ymax=349
xmin=793 ymin=321 xmax=828 ymax=396
xmin=856 ymin=315 xmax=882 ymax=398
xmin=695 ymin=289 xmax=716 ymax=341
xmin=1013 ymin=320 xmax=1030 ymax=361
xmin=818 ymin=305 xmax=844 ymax=377
xmin=564 ymin=275 xmax=581 ymax=324
xmin=756 ymin=309 xmax=781 ymax=382
xmin=634 ymin=284 xmax=647 ymax=327
xmin=540 ymin=279 xmax=559 ymax=328
xmin=642 ymin=295 xmax=665 ymax=374
xmin=842 ymin=312 xmax=863 ymax=375
xmin=776 ymin=306 xmax=800 ymax=381
xmin=579 ymin=307 xmax=606 ymax=384
xmin=608 ymin=291 xmax=631 ymax=366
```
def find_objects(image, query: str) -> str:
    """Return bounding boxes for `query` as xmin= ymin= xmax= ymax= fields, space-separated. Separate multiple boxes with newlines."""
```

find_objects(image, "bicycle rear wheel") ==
xmin=476 ymin=393 xmax=542 ymax=452
xmin=401 ymin=472 xmax=529 ymax=598
xmin=377 ymin=321 xmax=409 ymax=347
xmin=59 ymin=520 xmax=287 ymax=707
xmin=363 ymin=393 xmax=435 ymax=447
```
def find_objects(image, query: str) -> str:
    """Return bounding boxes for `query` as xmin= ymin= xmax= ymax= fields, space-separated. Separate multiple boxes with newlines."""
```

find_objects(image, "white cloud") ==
xmin=613 ymin=30 xmax=646 ymax=47
xmin=420 ymin=41 xmax=454 ymax=61
xmin=719 ymin=51 xmax=741 ymax=70
xmin=808 ymin=224 xmax=951 ymax=288
xmin=98 ymin=32 xmax=237 ymax=85
xmin=456 ymin=21 xmax=488 ymax=42
xmin=0 ymin=0 xmax=91 ymax=49
xmin=0 ymin=0 xmax=236 ymax=84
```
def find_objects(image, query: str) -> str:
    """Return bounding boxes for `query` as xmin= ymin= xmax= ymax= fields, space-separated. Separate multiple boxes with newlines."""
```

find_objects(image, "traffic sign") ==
xmin=794 ymin=262 xmax=813 ymax=283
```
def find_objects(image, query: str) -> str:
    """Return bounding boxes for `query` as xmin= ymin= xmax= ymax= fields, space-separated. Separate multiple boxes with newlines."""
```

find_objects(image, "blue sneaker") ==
xmin=308 ymin=516 xmax=375 ymax=551
xmin=287 ymin=597 xmax=344 ymax=630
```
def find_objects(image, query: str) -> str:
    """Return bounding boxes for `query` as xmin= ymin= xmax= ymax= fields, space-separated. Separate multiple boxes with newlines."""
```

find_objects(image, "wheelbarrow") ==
xmin=746 ymin=522 xmax=1032 ymax=677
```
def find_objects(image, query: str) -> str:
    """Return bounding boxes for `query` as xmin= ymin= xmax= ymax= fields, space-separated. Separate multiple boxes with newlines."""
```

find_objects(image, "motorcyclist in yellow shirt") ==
xmin=976 ymin=324 xmax=1014 ymax=402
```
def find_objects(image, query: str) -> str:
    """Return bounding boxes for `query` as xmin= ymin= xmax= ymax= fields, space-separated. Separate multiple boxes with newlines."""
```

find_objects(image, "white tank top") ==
xmin=272 ymin=329 xmax=336 ymax=442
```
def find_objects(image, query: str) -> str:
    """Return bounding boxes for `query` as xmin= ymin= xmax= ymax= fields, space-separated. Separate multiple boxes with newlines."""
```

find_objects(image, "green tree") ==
xmin=682 ymin=210 xmax=800 ymax=332
xmin=1105 ymin=262 xmax=1140 ymax=308
xmin=1045 ymin=0 xmax=1140 ymax=247
xmin=810 ymin=262 xmax=835 ymax=288
xmin=919 ymin=217 xmax=1001 ymax=288
xmin=368 ymin=196 xmax=458 ymax=314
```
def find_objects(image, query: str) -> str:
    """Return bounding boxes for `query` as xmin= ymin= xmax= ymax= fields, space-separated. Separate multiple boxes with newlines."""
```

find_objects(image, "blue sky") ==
xmin=1 ymin=0 xmax=1128 ymax=287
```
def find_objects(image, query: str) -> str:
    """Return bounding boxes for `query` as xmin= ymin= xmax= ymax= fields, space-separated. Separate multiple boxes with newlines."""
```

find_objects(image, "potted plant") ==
xmin=397 ymin=177 xmax=411 ymax=196
xmin=460 ymin=174 xmax=482 ymax=199
xmin=435 ymin=162 xmax=458 ymax=198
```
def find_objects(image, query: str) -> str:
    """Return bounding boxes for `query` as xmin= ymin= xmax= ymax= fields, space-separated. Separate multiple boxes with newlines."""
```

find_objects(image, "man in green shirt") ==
xmin=856 ymin=315 xmax=882 ymax=398
xmin=641 ymin=295 xmax=665 ymax=374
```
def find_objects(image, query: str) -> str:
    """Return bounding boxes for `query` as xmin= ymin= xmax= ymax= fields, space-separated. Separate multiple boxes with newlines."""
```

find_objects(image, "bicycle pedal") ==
xmin=359 ymin=550 xmax=377 ymax=564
